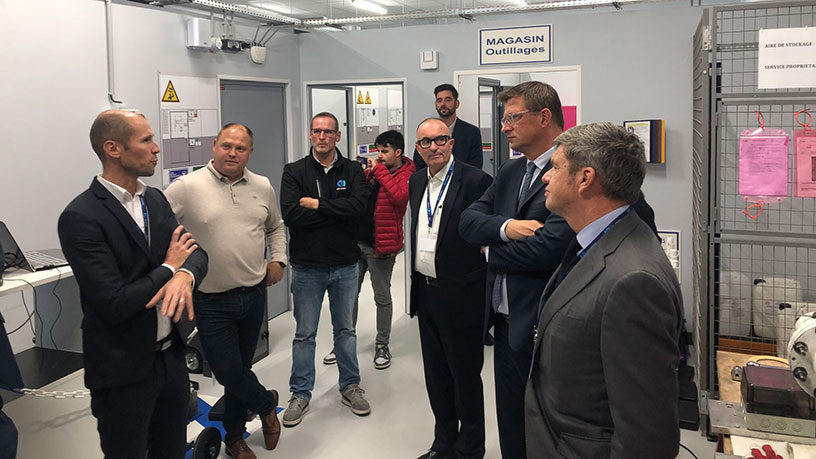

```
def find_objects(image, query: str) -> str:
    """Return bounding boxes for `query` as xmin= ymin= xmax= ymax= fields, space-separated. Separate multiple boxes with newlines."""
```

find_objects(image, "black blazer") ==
xmin=414 ymin=118 xmax=483 ymax=170
xmin=58 ymin=179 xmax=208 ymax=389
xmin=408 ymin=161 xmax=492 ymax=329
xmin=459 ymin=158 xmax=573 ymax=351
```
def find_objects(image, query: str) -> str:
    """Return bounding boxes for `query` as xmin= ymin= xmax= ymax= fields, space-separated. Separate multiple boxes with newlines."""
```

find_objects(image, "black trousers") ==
xmin=194 ymin=282 xmax=277 ymax=446
xmin=493 ymin=314 xmax=533 ymax=459
xmin=416 ymin=280 xmax=485 ymax=459
xmin=90 ymin=336 xmax=188 ymax=459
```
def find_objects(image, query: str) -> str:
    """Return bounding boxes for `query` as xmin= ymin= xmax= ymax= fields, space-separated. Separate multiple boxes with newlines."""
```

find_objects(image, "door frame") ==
xmin=217 ymin=75 xmax=296 ymax=163
xmin=303 ymin=78 xmax=410 ymax=315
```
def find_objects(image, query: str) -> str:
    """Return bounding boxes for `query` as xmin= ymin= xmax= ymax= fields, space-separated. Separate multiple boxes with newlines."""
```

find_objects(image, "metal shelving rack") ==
xmin=693 ymin=1 xmax=816 ymax=426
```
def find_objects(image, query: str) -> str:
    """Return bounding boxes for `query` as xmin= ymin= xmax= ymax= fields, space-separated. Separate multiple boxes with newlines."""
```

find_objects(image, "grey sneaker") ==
xmin=374 ymin=345 xmax=391 ymax=370
xmin=282 ymin=395 xmax=310 ymax=427
xmin=341 ymin=383 xmax=371 ymax=416
xmin=323 ymin=349 xmax=336 ymax=365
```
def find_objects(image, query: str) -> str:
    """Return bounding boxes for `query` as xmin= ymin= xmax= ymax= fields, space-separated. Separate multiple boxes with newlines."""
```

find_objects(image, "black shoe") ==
xmin=417 ymin=450 xmax=451 ymax=459
xmin=485 ymin=331 xmax=494 ymax=346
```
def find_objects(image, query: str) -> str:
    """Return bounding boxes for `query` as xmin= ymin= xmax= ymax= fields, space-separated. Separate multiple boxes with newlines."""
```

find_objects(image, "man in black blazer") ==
xmin=413 ymin=83 xmax=483 ymax=170
xmin=58 ymin=110 xmax=208 ymax=459
xmin=409 ymin=118 xmax=492 ymax=459
xmin=526 ymin=123 xmax=681 ymax=458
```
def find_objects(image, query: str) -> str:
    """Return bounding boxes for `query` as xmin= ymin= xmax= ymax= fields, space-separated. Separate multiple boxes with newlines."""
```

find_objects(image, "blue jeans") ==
xmin=289 ymin=263 xmax=360 ymax=398
xmin=194 ymin=282 xmax=277 ymax=446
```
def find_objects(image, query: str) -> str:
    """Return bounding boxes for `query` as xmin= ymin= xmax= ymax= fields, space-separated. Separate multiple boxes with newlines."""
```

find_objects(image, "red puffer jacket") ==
xmin=365 ymin=157 xmax=415 ymax=256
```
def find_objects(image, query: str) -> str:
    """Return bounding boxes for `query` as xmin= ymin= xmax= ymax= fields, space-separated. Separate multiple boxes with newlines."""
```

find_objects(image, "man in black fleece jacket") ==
xmin=279 ymin=112 xmax=371 ymax=427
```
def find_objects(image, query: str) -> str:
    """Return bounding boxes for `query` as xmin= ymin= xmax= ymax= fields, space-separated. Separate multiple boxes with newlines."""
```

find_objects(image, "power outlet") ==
xmin=658 ymin=230 xmax=681 ymax=282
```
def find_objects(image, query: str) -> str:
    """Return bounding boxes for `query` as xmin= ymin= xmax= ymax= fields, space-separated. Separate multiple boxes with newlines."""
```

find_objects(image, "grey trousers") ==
xmin=353 ymin=242 xmax=397 ymax=346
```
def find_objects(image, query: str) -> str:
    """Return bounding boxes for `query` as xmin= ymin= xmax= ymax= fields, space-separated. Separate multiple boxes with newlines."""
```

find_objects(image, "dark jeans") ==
xmin=194 ymin=281 xmax=277 ymax=446
xmin=90 ymin=339 xmax=188 ymax=459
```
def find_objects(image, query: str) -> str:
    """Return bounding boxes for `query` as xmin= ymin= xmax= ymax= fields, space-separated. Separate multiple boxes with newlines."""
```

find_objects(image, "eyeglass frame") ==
xmin=415 ymin=135 xmax=452 ymax=149
xmin=310 ymin=128 xmax=338 ymax=136
xmin=500 ymin=110 xmax=534 ymax=127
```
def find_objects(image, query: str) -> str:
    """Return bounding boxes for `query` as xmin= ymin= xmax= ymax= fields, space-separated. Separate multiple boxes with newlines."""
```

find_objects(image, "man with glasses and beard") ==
xmin=413 ymin=83 xmax=483 ymax=170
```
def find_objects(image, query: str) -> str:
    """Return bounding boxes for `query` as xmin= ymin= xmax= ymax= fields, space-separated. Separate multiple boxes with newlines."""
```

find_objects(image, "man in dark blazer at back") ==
xmin=409 ymin=118 xmax=492 ymax=459
xmin=526 ymin=122 xmax=681 ymax=458
xmin=58 ymin=110 xmax=208 ymax=459
xmin=413 ymin=83 xmax=483 ymax=170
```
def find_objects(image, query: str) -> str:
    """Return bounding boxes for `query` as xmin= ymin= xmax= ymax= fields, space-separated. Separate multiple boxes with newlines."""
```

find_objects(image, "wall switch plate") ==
xmin=658 ymin=230 xmax=681 ymax=282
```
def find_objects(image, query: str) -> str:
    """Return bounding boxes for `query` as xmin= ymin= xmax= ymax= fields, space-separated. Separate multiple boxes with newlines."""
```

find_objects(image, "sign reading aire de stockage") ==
xmin=479 ymin=25 xmax=551 ymax=66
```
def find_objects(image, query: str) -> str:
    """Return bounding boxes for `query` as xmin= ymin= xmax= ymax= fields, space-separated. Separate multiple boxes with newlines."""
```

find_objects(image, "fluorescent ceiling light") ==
xmin=352 ymin=0 xmax=388 ymax=15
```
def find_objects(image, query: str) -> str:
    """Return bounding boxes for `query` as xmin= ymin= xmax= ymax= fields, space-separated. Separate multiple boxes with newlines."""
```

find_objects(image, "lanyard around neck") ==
xmin=426 ymin=161 xmax=455 ymax=228
xmin=138 ymin=194 xmax=150 ymax=246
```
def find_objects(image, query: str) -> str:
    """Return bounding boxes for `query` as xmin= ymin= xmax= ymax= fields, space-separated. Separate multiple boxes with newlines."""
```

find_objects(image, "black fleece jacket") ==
xmin=280 ymin=148 xmax=369 ymax=266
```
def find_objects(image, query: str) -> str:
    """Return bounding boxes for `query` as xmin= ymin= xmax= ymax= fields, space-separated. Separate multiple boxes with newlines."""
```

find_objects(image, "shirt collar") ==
xmin=576 ymin=204 xmax=630 ymax=250
xmin=96 ymin=174 xmax=146 ymax=203
xmin=311 ymin=148 xmax=339 ymax=168
xmin=449 ymin=118 xmax=458 ymax=134
xmin=206 ymin=160 xmax=246 ymax=184
xmin=532 ymin=145 xmax=557 ymax=170
xmin=427 ymin=154 xmax=455 ymax=183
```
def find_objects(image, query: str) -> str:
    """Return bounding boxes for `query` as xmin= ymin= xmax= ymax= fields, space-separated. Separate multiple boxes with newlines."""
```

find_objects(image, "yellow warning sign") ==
xmin=162 ymin=80 xmax=180 ymax=103
xmin=357 ymin=91 xmax=364 ymax=104
xmin=365 ymin=91 xmax=371 ymax=104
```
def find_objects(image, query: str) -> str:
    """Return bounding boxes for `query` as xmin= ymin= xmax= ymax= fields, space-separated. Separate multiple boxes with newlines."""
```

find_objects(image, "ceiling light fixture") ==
xmin=352 ymin=0 xmax=388 ymax=15
xmin=508 ymin=0 xmax=528 ymax=5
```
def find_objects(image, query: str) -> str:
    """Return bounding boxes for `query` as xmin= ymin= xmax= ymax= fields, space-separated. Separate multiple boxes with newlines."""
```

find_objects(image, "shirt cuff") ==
xmin=484 ymin=245 xmax=490 ymax=262
xmin=499 ymin=219 xmax=512 ymax=242
xmin=161 ymin=263 xmax=176 ymax=275
xmin=178 ymin=268 xmax=196 ymax=288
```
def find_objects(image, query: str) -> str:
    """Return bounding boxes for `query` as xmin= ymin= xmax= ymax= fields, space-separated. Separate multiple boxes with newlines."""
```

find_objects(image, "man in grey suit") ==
xmin=526 ymin=122 xmax=682 ymax=458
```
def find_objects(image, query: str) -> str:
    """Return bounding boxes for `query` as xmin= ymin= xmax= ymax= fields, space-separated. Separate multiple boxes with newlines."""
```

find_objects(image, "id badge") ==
xmin=418 ymin=237 xmax=436 ymax=252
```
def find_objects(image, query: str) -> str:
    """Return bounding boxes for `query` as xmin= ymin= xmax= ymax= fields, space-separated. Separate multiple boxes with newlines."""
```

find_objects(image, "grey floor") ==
xmin=5 ymin=253 xmax=716 ymax=458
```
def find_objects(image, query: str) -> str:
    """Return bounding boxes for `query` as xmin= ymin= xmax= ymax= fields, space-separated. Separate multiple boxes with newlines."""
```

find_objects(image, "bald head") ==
xmin=89 ymin=110 xmax=143 ymax=161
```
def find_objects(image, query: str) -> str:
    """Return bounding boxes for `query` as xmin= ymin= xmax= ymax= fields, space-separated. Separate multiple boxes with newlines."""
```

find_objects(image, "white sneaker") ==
xmin=323 ymin=350 xmax=336 ymax=365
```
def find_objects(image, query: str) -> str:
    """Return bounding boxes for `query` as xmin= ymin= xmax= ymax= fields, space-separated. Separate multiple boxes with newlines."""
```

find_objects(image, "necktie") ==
xmin=540 ymin=238 xmax=582 ymax=308
xmin=517 ymin=161 xmax=537 ymax=211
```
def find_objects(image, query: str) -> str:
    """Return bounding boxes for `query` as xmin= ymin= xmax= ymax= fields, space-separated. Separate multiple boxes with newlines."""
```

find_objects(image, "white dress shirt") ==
xmin=414 ymin=155 xmax=455 ymax=279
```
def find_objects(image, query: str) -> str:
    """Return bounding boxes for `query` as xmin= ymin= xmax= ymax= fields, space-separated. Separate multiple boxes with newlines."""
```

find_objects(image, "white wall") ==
xmin=298 ymin=6 xmax=703 ymax=321
xmin=0 ymin=0 xmax=302 ymax=251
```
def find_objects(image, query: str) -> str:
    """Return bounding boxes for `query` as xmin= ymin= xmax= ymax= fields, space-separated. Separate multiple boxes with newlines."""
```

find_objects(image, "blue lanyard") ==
xmin=426 ymin=161 xmax=455 ymax=228
xmin=534 ymin=207 xmax=632 ymax=338
xmin=138 ymin=194 xmax=150 ymax=245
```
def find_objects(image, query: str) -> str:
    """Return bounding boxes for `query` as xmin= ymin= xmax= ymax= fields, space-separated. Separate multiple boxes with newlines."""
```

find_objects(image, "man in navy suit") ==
xmin=58 ymin=110 xmax=208 ymax=459
xmin=413 ymin=83 xmax=483 ymax=170
xmin=409 ymin=118 xmax=492 ymax=459
xmin=459 ymin=81 xmax=572 ymax=459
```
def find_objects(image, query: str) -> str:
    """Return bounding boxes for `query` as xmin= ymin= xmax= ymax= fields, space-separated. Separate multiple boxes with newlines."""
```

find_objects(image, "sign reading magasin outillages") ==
xmin=479 ymin=25 xmax=551 ymax=66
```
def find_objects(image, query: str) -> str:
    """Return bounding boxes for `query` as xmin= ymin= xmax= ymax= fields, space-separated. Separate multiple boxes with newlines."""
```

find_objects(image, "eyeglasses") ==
xmin=500 ymin=110 xmax=531 ymax=127
xmin=311 ymin=128 xmax=337 ymax=136
xmin=416 ymin=135 xmax=451 ymax=149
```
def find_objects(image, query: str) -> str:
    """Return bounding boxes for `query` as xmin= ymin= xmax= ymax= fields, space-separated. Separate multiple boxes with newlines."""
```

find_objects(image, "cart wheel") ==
xmin=185 ymin=346 xmax=203 ymax=374
xmin=193 ymin=427 xmax=221 ymax=459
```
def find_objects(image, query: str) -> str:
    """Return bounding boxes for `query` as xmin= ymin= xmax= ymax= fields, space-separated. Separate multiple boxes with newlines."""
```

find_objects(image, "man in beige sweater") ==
xmin=165 ymin=123 xmax=286 ymax=459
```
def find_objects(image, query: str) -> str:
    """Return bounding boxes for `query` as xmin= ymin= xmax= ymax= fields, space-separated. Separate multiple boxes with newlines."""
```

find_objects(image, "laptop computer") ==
xmin=0 ymin=221 xmax=69 ymax=272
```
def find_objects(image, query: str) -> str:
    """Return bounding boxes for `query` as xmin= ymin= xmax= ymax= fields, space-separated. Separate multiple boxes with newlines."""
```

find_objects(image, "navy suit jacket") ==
xmin=408 ymin=161 xmax=492 ymax=329
xmin=58 ymin=179 xmax=208 ymax=389
xmin=459 ymin=158 xmax=573 ymax=351
xmin=414 ymin=117 xmax=483 ymax=170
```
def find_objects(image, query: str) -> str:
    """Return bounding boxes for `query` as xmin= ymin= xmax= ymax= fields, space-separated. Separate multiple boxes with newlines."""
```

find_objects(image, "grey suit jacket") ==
xmin=524 ymin=212 xmax=682 ymax=458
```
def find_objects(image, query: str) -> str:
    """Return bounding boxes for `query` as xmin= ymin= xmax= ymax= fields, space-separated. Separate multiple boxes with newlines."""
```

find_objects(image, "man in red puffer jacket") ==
xmin=323 ymin=130 xmax=415 ymax=371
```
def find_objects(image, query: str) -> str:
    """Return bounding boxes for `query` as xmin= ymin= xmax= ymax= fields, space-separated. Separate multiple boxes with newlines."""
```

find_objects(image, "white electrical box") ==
xmin=186 ymin=17 xmax=211 ymax=50
xmin=420 ymin=51 xmax=438 ymax=70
